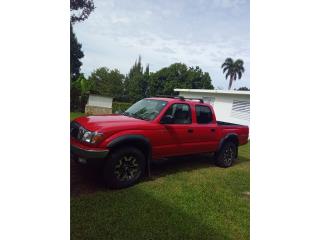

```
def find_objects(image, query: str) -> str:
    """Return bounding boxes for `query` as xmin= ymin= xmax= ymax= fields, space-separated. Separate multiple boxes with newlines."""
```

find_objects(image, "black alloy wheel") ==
xmin=214 ymin=141 xmax=237 ymax=168
xmin=104 ymin=147 xmax=146 ymax=189
xmin=114 ymin=155 xmax=140 ymax=181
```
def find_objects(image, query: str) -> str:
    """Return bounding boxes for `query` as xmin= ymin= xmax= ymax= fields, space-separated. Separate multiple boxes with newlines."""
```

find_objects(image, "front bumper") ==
xmin=70 ymin=144 xmax=109 ymax=159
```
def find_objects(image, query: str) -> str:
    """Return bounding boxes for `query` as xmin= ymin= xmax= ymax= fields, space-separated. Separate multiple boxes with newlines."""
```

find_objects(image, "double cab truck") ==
xmin=71 ymin=96 xmax=249 ymax=189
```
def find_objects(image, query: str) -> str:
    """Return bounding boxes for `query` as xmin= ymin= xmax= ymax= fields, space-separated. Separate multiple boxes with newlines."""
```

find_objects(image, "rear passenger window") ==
xmin=196 ymin=105 xmax=213 ymax=124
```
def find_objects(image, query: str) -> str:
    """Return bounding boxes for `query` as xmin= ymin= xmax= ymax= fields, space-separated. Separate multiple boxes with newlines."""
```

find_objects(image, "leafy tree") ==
xmin=70 ymin=24 xmax=84 ymax=81
xmin=221 ymin=58 xmax=245 ymax=90
xmin=89 ymin=67 xmax=124 ymax=100
xmin=70 ymin=0 xmax=95 ymax=111
xmin=238 ymin=86 xmax=250 ymax=91
xmin=71 ymin=74 xmax=93 ymax=111
xmin=149 ymin=63 xmax=213 ymax=96
xmin=186 ymin=66 xmax=213 ymax=89
xmin=124 ymin=56 xmax=149 ymax=102
xmin=70 ymin=0 xmax=95 ymax=23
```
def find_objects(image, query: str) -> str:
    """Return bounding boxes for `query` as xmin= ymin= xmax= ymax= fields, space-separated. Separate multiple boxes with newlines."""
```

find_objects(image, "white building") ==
xmin=85 ymin=94 xmax=113 ymax=115
xmin=175 ymin=89 xmax=250 ymax=127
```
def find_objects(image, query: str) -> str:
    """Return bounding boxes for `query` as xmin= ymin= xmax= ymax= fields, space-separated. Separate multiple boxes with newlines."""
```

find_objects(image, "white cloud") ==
xmin=73 ymin=0 xmax=250 ymax=89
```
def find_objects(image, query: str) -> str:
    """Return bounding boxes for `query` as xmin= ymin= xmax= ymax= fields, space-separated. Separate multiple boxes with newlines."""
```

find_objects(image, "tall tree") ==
xmin=221 ymin=58 xmax=245 ymax=90
xmin=70 ymin=1 xmax=94 ymax=110
xmin=125 ymin=56 xmax=149 ymax=102
xmin=70 ymin=24 xmax=84 ymax=80
xmin=70 ymin=0 xmax=95 ymax=23
xmin=89 ymin=67 xmax=124 ymax=100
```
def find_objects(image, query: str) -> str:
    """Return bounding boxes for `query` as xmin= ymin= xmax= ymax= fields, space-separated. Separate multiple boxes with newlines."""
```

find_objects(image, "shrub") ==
xmin=112 ymin=102 xmax=132 ymax=113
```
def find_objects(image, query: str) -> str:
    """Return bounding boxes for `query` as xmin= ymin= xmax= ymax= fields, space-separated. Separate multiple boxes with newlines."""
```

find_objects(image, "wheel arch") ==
xmin=107 ymin=135 xmax=152 ymax=176
xmin=218 ymin=134 xmax=239 ymax=157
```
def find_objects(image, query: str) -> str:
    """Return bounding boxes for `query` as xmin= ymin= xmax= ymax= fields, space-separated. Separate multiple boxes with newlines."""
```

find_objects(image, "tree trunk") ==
xmin=228 ymin=75 xmax=233 ymax=90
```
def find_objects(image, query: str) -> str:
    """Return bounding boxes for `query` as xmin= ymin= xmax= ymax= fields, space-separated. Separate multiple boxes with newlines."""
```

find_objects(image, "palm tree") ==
xmin=221 ymin=58 xmax=245 ymax=90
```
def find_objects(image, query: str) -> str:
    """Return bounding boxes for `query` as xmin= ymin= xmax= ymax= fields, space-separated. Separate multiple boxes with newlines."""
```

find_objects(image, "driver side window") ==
xmin=162 ymin=103 xmax=191 ymax=124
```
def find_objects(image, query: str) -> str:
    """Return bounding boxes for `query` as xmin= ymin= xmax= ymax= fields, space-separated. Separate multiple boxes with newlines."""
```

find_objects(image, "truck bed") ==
xmin=217 ymin=121 xmax=246 ymax=127
xmin=216 ymin=121 xmax=249 ymax=146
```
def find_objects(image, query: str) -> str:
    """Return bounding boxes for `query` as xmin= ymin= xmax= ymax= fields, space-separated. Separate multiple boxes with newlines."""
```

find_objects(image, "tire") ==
xmin=214 ymin=141 xmax=237 ymax=168
xmin=104 ymin=147 xmax=146 ymax=189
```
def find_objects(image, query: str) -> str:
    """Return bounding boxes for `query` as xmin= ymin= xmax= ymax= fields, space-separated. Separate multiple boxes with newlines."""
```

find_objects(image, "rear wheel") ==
xmin=104 ymin=147 xmax=146 ymax=189
xmin=214 ymin=141 xmax=237 ymax=167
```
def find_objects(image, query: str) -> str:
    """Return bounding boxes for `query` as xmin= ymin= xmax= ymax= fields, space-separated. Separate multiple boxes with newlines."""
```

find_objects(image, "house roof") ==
xmin=174 ymin=88 xmax=250 ymax=96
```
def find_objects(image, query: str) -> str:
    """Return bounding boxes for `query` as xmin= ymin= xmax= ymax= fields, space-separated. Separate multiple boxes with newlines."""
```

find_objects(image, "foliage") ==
xmin=71 ymin=143 xmax=250 ymax=240
xmin=71 ymin=74 xmax=93 ymax=112
xmin=70 ymin=0 xmax=94 ymax=110
xmin=112 ymin=102 xmax=133 ymax=113
xmin=70 ymin=25 xmax=84 ymax=81
xmin=71 ymin=56 xmax=215 ymax=109
xmin=221 ymin=58 xmax=245 ymax=90
xmin=149 ymin=63 xmax=213 ymax=97
xmin=124 ymin=57 xmax=213 ymax=102
xmin=124 ymin=56 xmax=150 ymax=102
xmin=89 ymin=67 xmax=124 ymax=100
xmin=238 ymin=86 xmax=250 ymax=91
xmin=70 ymin=0 xmax=95 ymax=23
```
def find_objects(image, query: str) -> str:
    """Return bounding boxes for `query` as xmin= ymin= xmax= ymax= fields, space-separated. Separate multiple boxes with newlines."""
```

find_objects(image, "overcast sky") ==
xmin=73 ymin=0 xmax=250 ymax=89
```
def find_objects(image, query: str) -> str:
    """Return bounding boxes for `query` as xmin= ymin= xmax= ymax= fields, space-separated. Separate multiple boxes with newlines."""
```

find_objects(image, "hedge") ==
xmin=112 ymin=102 xmax=132 ymax=113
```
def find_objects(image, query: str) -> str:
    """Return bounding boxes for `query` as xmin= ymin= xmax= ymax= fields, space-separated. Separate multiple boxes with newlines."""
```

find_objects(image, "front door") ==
xmin=158 ymin=103 xmax=198 ymax=156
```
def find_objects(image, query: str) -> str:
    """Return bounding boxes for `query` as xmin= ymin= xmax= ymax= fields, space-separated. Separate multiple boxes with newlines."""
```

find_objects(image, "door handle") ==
xmin=187 ymin=129 xmax=194 ymax=133
xmin=211 ymin=129 xmax=215 ymax=132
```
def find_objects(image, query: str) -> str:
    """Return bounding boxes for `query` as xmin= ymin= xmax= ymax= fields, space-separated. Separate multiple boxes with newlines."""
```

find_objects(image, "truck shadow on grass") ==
xmin=71 ymin=154 xmax=249 ymax=197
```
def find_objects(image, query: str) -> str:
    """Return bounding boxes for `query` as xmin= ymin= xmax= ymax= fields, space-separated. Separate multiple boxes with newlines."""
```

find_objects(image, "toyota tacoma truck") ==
xmin=71 ymin=96 xmax=249 ymax=189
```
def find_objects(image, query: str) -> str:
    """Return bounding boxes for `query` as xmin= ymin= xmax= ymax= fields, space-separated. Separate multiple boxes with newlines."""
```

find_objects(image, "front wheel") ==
xmin=104 ymin=147 xmax=146 ymax=189
xmin=214 ymin=142 xmax=237 ymax=168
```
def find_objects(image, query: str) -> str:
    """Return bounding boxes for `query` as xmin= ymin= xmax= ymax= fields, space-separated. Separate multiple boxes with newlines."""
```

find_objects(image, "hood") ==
xmin=74 ymin=114 xmax=148 ymax=132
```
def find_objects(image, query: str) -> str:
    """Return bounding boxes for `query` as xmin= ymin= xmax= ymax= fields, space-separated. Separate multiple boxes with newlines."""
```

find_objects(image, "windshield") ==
xmin=123 ymin=99 xmax=168 ymax=121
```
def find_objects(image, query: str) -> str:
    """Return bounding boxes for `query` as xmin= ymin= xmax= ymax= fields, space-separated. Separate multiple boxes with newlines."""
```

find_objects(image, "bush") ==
xmin=112 ymin=102 xmax=132 ymax=113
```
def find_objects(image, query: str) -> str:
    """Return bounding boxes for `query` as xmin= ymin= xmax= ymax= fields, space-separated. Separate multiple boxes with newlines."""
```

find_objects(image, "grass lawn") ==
xmin=70 ymin=115 xmax=250 ymax=240
xmin=70 ymin=112 xmax=85 ymax=120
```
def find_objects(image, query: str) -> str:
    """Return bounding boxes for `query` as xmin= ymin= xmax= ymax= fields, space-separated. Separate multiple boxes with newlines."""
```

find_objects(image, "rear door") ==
xmin=192 ymin=105 xmax=219 ymax=152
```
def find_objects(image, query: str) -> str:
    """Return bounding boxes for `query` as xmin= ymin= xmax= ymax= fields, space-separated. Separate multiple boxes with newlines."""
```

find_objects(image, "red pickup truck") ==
xmin=71 ymin=96 xmax=249 ymax=189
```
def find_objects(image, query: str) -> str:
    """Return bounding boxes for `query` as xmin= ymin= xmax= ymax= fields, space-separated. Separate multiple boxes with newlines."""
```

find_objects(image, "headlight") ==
xmin=82 ymin=131 xmax=93 ymax=143
xmin=77 ymin=126 xmax=104 ymax=144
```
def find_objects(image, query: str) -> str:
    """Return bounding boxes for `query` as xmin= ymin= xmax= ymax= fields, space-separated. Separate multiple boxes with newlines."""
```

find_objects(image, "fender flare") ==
xmin=217 ymin=133 xmax=239 ymax=157
xmin=107 ymin=135 xmax=152 ymax=177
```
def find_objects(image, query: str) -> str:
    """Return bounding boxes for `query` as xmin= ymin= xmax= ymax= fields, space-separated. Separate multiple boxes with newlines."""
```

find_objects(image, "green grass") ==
xmin=70 ymin=112 xmax=85 ymax=121
xmin=71 ymin=143 xmax=250 ymax=240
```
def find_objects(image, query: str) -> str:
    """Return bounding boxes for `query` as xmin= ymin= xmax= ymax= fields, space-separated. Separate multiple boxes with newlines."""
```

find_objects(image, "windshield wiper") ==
xmin=131 ymin=113 xmax=147 ymax=120
xmin=122 ymin=112 xmax=148 ymax=120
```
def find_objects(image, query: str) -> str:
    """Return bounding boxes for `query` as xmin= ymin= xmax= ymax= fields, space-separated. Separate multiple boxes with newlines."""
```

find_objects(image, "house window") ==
xmin=231 ymin=100 xmax=250 ymax=121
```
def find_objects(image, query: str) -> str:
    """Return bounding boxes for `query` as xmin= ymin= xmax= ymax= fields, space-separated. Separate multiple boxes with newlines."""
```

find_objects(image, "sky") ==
xmin=73 ymin=0 xmax=250 ymax=90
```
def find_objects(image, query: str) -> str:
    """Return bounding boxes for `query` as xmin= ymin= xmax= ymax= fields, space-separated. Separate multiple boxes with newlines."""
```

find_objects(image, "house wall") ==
xmin=178 ymin=91 xmax=250 ymax=126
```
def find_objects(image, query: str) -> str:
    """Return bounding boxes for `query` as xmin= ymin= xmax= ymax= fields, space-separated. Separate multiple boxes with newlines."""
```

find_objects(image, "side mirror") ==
xmin=160 ymin=115 xmax=174 ymax=124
